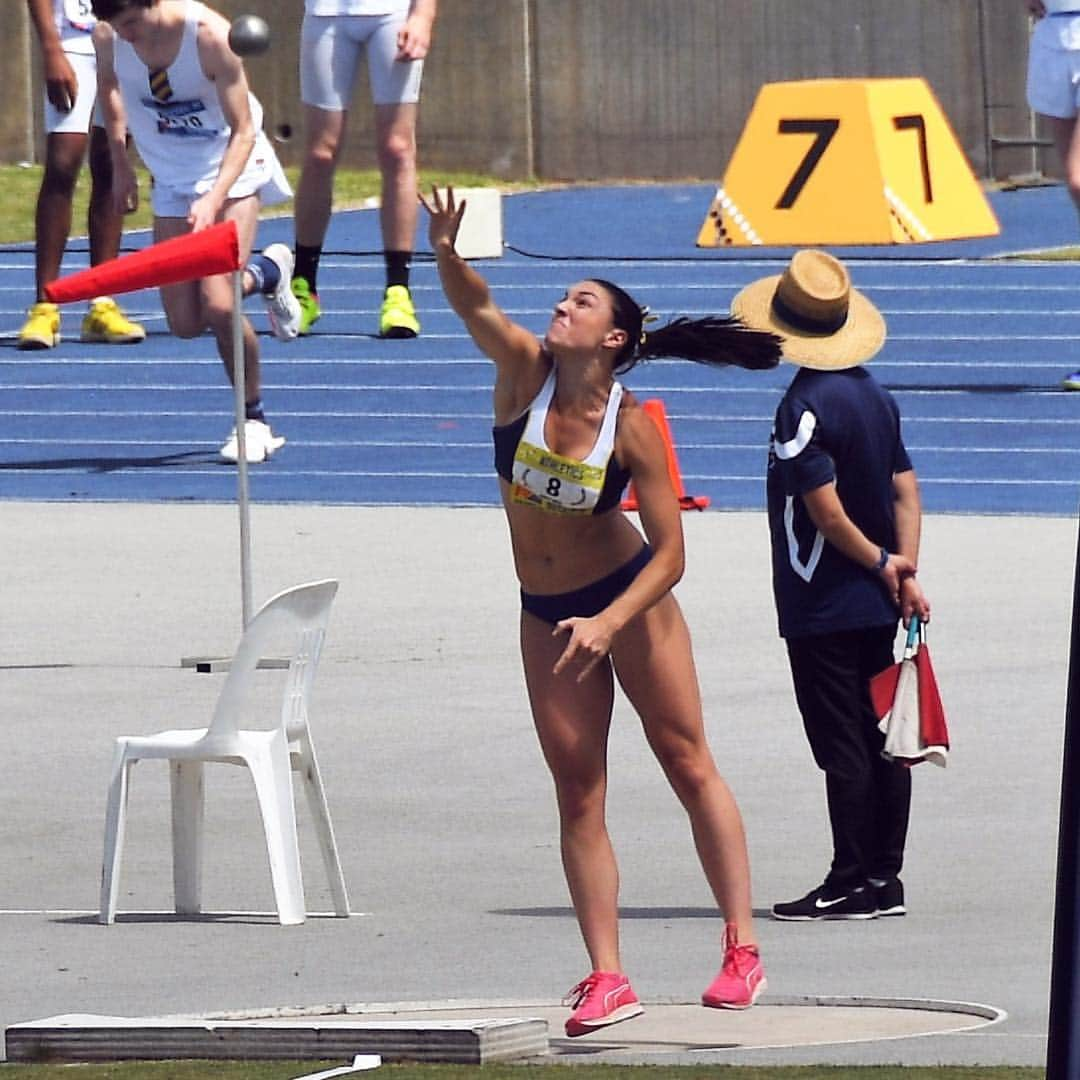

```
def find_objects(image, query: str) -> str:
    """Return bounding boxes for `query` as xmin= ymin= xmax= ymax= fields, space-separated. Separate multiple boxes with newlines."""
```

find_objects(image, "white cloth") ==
xmin=875 ymin=647 xmax=949 ymax=769
xmin=878 ymin=657 xmax=922 ymax=761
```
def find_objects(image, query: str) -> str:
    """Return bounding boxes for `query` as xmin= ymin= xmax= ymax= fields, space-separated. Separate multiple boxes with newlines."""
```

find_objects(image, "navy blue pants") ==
xmin=785 ymin=625 xmax=911 ymax=889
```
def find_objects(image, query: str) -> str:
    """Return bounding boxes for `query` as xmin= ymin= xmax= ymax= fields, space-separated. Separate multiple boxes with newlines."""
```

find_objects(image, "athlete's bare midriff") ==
xmin=501 ymin=480 xmax=646 ymax=594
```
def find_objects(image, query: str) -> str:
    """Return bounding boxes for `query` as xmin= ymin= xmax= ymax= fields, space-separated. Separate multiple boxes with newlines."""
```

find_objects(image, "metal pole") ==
xmin=1047 ymin=509 xmax=1080 ymax=1078
xmin=975 ymin=0 xmax=994 ymax=179
xmin=21 ymin=5 xmax=36 ymax=164
xmin=521 ymin=0 xmax=536 ymax=179
xmin=232 ymin=268 xmax=253 ymax=628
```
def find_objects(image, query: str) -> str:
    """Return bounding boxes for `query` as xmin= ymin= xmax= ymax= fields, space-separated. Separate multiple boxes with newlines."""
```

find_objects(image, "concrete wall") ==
xmin=6 ymin=10 xmax=38 ymax=164
xmin=7 ymin=0 xmax=1054 ymax=182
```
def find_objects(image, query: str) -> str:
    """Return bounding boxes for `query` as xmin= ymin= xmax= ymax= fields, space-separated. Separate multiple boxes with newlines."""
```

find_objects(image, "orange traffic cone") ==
xmin=622 ymin=398 xmax=710 ymax=512
xmin=44 ymin=220 xmax=240 ymax=304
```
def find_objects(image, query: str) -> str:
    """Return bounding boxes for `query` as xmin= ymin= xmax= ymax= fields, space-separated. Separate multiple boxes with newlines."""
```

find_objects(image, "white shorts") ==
xmin=151 ymin=132 xmax=292 ymax=218
xmin=299 ymin=11 xmax=424 ymax=109
xmin=1027 ymin=14 xmax=1080 ymax=118
xmin=43 ymin=50 xmax=103 ymax=135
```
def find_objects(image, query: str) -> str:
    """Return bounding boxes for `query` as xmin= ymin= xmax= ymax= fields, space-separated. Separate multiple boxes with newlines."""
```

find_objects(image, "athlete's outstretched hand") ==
xmin=419 ymin=185 xmax=466 ymax=256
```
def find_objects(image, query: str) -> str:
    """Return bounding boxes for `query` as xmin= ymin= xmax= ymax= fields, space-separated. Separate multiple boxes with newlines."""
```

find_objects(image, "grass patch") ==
xmin=1002 ymin=246 xmax=1080 ymax=260
xmin=0 ymin=165 xmax=528 ymax=245
xmin=0 ymin=1064 xmax=1047 ymax=1079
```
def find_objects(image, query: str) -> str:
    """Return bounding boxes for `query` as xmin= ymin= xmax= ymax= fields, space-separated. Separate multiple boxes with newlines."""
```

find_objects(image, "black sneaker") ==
xmin=772 ymin=881 xmax=878 ymax=921
xmin=872 ymin=877 xmax=906 ymax=916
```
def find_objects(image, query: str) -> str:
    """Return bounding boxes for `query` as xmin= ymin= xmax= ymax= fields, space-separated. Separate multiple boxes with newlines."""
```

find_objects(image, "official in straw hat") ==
xmin=733 ymin=250 xmax=932 ymax=923
xmin=730 ymin=246 xmax=885 ymax=369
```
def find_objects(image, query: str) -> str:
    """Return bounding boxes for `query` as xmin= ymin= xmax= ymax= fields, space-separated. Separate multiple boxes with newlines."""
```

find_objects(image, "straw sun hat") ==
xmin=730 ymin=249 xmax=886 ymax=370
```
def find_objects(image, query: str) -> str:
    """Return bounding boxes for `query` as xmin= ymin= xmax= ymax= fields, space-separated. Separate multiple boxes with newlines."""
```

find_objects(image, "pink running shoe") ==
xmin=701 ymin=923 xmax=767 ymax=1010
xmin=563 ymin=971 xmax=644 ymax=1037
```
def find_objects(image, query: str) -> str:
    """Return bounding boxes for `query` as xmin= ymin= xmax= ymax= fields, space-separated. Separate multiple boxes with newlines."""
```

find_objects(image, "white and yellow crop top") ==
xmin=493 ymin=368 xmax=632 ymax=515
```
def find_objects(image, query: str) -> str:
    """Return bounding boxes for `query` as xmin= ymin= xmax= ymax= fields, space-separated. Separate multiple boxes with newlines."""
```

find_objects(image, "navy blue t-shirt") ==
xmin=766 ymin=366 xmax=913 ymax=639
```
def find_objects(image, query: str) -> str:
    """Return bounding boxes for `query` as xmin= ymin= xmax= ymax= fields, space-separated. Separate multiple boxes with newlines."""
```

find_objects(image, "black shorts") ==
xmin=520 ymin=544 xmax=653 ymax=626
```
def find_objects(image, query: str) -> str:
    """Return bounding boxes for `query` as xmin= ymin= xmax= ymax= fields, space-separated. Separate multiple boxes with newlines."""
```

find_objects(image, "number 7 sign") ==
xmin=697 ymin=78 xmax=999 ymax=246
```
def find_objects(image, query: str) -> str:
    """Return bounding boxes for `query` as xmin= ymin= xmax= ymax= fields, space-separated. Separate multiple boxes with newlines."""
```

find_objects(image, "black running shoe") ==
xmin=772 ymin=881 xmax=878 ymax=921
xmin=872 ymin=877 xmax=906 ymax=916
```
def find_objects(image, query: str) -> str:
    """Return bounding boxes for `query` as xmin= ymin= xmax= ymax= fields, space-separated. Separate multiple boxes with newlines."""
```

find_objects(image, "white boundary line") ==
xmin=0 ymin=908 xmax=369 ymax=918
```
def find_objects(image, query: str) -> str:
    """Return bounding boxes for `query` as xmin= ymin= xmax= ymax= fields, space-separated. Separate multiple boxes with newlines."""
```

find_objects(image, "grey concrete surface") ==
xmin=1 ymin=503 xmax=1072 ymax=1067
xmin=1 ymin=999 xmax=1005 ymax=1065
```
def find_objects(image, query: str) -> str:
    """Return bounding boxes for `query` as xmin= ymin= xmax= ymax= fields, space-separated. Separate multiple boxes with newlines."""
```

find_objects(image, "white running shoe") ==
xmin=260 ymin=244 xmax=301 ymax=341
xmin=219 ymin=419 xmax=286 ymax=464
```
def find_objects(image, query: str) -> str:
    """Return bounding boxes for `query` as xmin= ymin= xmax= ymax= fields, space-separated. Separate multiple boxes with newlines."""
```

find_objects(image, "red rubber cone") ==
xmin=44 ymin=220 xmax=241 ymax=304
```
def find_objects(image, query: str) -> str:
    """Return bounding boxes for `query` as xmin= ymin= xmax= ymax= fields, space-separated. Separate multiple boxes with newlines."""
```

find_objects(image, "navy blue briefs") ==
xmin=520 ymin=544 xmax=653 ymax=625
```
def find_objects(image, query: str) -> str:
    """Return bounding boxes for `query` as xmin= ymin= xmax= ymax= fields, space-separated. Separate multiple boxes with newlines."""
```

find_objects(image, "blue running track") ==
xmin=0 ymin=183 xmax=1077 ymax=515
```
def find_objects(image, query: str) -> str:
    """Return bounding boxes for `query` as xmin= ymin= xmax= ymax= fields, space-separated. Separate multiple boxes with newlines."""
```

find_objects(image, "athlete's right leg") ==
xmin=153 ymin=209 xmax=260 ymax=393
xmin=34 ymin=130 xmax=88 ymax=299
xmin=521 ymin=610 xmax=622 ymax=975
xmin=154 ymin=216 xmax=208 ymax=339
xmin=17 ymin=130 xmax=87 ymax=349
xmin=294 ymin=104 xmax=347 ymax=254
xmin=200 ymin=198 xmax=262 ymax=401
xmin=293 ymin=10 xmax=362 ymax=329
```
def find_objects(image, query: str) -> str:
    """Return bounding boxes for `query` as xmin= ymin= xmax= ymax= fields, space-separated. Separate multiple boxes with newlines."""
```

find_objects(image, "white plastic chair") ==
xmin=99 ymin=579 xmax=350 ymax=926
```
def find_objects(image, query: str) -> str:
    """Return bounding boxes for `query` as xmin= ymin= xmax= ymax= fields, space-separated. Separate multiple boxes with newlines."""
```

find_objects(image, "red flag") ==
xmin=869 ymin=616 xmax=949 ymax=768
xmin=914 ymin=645 xmax=949 ymax=755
